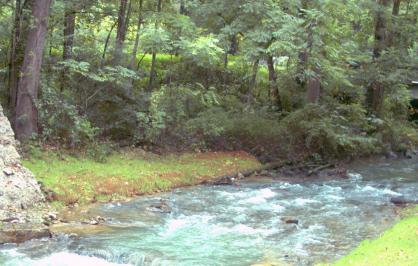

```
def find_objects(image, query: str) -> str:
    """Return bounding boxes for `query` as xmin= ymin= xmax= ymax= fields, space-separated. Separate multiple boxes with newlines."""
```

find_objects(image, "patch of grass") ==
xmin=319 ymin=205 xmax=418 ymax=266
xmin=23 ymin=150 xmax=261 ymax=206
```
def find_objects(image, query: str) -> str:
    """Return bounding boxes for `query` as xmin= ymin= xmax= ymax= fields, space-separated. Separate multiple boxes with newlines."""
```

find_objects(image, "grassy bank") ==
xmin=23 ymin=150 xmax=261 ymax=207
xmin=320 ymin=206 xmax=418 ymax=266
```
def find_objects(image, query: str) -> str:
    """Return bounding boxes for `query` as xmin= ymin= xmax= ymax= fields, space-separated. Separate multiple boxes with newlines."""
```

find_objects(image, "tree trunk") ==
xmin=147 ymin=0 xmax=162 ymax=92
xmin=267 ymin=55 xmax=281 ymax=108
xmin=7 ymin=0 xmax=29 ymax=115
xmin=295 ymin=0 xmax=309 ymax=86
xmin=387 ymin=0 xmax=401 ymax=47
xmin=102 ymin=20 xmax=118 ymax=63
xmin=367 ymin=0 xmax=390 ymax=115
xmin=180 ymin=0 xmax=187 ymax=15
xmin=392 ymin=0 xmax=401 ymax=15
xmin=373 ymin=0 xmax=390 ymax=58
xmin=15 ymin=0 xmax=52 ymax=141
xmin=63 ymin=2 xmax=76 ymax=60
xmin=129 ymin=0 xmax=144 ymax=69
xmin=113 ymin=0 xmax=128 ymax=62
xmin=247 ymin=59 xmax=259 ymax=105
xmin=306 ymin=67 xmax=321 ymax=103
xmin=229 ymin=35 xmax=238 ymax=55
xmin=224 ymin=52 xmax=228 ymax=69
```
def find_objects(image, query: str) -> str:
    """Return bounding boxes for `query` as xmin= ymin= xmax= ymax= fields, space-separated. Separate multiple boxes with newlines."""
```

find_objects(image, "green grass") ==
xmin=319 ymin=205 xmax=418 ymax=266
xmin=23 ymin=150 xmax=261 ymax=206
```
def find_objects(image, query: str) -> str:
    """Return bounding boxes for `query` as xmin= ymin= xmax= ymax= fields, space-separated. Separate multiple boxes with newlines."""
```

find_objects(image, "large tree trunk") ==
xmin=7 ymin=0 xmax=30 ymax=116
xmin=14 ymin=0 xmax=52 ymax=141
xmin=367 ymin=0 xmax=390 ymax=115
xmin=129 ymin=0 xmax=144 ymax=69
xmin=147 ymin=0 xmax=162 ymax=92
xmin=267 ymin=55 xmax=281 ymax=109
xmin=113 ymin=0 xmax=129 ymax=62
xmin=63 ymin=2 xmax=76 ymax=60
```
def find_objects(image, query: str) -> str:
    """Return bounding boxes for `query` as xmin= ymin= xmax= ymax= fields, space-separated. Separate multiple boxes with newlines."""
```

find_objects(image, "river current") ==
xmin=1 ymin=158 xmax=417 ymax=266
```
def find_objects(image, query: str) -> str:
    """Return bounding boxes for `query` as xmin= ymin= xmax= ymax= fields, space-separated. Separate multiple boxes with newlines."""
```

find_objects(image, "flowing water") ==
xmin=1 ymin=158 xmax=417 ymax=266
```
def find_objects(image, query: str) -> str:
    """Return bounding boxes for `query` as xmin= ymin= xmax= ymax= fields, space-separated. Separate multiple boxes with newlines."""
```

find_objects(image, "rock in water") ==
xmin=0 ymin=105 xmax=44 ymax=210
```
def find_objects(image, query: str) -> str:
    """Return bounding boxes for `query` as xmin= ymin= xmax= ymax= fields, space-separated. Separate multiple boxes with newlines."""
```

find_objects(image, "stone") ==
xmin=48 ymin=212 xmax=58 ymax=220
xmin=0 ymin=104 xmax=47 ymax=244
xmin=0 ymin=104 xmax=44 ymax=210
xmin=0 ymin=224 xmax=50 ymax=244
xmin=285 ymin=219 xmax=299 ymax=225
xmin=390 ymin=197 xmax=418 ymax=205
xmin=3 ymin=168 xmax=14 ymax=176
xmin=385 ymin=151 xmax=398 ymax=159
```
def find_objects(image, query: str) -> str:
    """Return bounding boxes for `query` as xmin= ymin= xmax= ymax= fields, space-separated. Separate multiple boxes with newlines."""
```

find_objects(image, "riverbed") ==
xmin=1 ymin=158 xmax=417 ymax=266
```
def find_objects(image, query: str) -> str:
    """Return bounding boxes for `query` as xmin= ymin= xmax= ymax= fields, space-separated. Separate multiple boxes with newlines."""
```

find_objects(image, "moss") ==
xmin=23 ymin=150 xmax=261 ymax=206
xmin=319 ymin=205 xmax=418 ymax=266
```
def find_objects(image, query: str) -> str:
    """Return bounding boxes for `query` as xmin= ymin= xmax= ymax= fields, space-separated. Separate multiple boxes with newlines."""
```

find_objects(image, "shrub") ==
xmin=37 ymin=85 xmax=99 ymax=147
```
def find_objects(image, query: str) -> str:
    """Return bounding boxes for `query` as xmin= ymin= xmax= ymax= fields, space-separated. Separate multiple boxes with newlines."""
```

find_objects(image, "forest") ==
xmin=0 ymin=0 xmax=417 ymax=265
xmin=0 ymin=0 xmax=417 ymax=161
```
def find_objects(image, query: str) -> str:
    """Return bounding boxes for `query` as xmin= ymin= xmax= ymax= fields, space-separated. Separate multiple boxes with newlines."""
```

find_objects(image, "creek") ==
xmin=1 ymin=158 xmax=417 ymax=266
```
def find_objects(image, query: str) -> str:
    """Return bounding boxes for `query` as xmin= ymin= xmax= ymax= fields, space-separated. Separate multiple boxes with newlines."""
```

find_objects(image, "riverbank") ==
xmin=319 ymin=205 xmax=418 ymax=266
xmin=23 ymin=149 xmax=261 ymax=209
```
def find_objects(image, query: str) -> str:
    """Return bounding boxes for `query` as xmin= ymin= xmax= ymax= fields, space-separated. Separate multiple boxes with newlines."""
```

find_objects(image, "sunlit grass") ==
xmin=318 ymin=205 xmax=418 ymax=266
xmin=23 ymin=150 xmax=261 ymax=206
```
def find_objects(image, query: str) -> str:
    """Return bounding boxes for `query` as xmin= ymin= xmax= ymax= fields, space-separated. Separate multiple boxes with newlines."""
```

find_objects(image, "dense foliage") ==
xmin=0 ymin=0 xmax=417 ymax=162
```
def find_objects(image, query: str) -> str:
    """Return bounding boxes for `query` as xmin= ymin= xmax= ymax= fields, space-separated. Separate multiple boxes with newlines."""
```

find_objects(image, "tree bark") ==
xmin=229 ymin=35 xmax=238 ymax=55
xmin=7 ymin=0 xmax=29 ymax=115
xmin=113 ymin=0 xmax=128 ymax=62
xmin=129 ymin=0 xmax=144 ymax=69
xmin=387 ymin=0 xmax=401 ymax=47
xmin=147 ymin=0 xmax=162 ymax=92
xmin=15 ymin=0 xmax=52 ymax=140
xmin=102 ymin=20 xmax=118 ymax=63
xmin=367 ymin=0 xmax=390 ymax=115
xmin=373 ymin=0 xmax=390 ymax=58
xmin=267 ymin=55 xmax=281 ymax=108
xmin=63 ymin=2 xmax=76 ymax=60
xmin=295 ymin=0 xmax=309 ymax=86
xmin=180 ymin=0 xmax=187 ymax=15
xmin=247 ymin=59 xmax=260 ymax=105
xmin=392 ymin=0 xmax=401 ymax=15
xmin=306 ymin=67 xmax=321 ymax=104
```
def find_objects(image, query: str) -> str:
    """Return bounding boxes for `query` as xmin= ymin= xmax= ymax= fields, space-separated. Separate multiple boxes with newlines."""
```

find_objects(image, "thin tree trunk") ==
xmin=129 ymin=0 xmax=144 ymax=69
xmin=180 ymin=0 xmax=187 ymax=15
xmin=267 ymin=55 xmax=281 ymax=108
xmin=147 ymin=0 xmax=162 ymax=92
xmin=224 ymin=52 xmax=228 ymax=69
xmin=229 ymin=35 xmax=238 ymax=55
xmin=392 ymin=0 xmax=401 ymax=15
xmin=15 ymin=0 xmax=52 ymax=140
xmin=387 ymin=0 xmax=401 ymax=47
xmin=102 ymin=20 xmax=118 ymax=63
xmin=63 ymin=3 xmax=76 ymax=60
xmin=306 ymin=67 xmax=321 ymax=103
xmin=367 ymin=0 xmax=390 ymax=115
xmin=247 ymin=59 xmax=259 ymax=105
xmin=295 ymin=0 xmax=309 ymax=86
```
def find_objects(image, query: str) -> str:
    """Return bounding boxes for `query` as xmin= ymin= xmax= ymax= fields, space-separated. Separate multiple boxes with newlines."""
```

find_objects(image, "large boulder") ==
xmin=0 ymin=105 xmax=44 ymax=213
